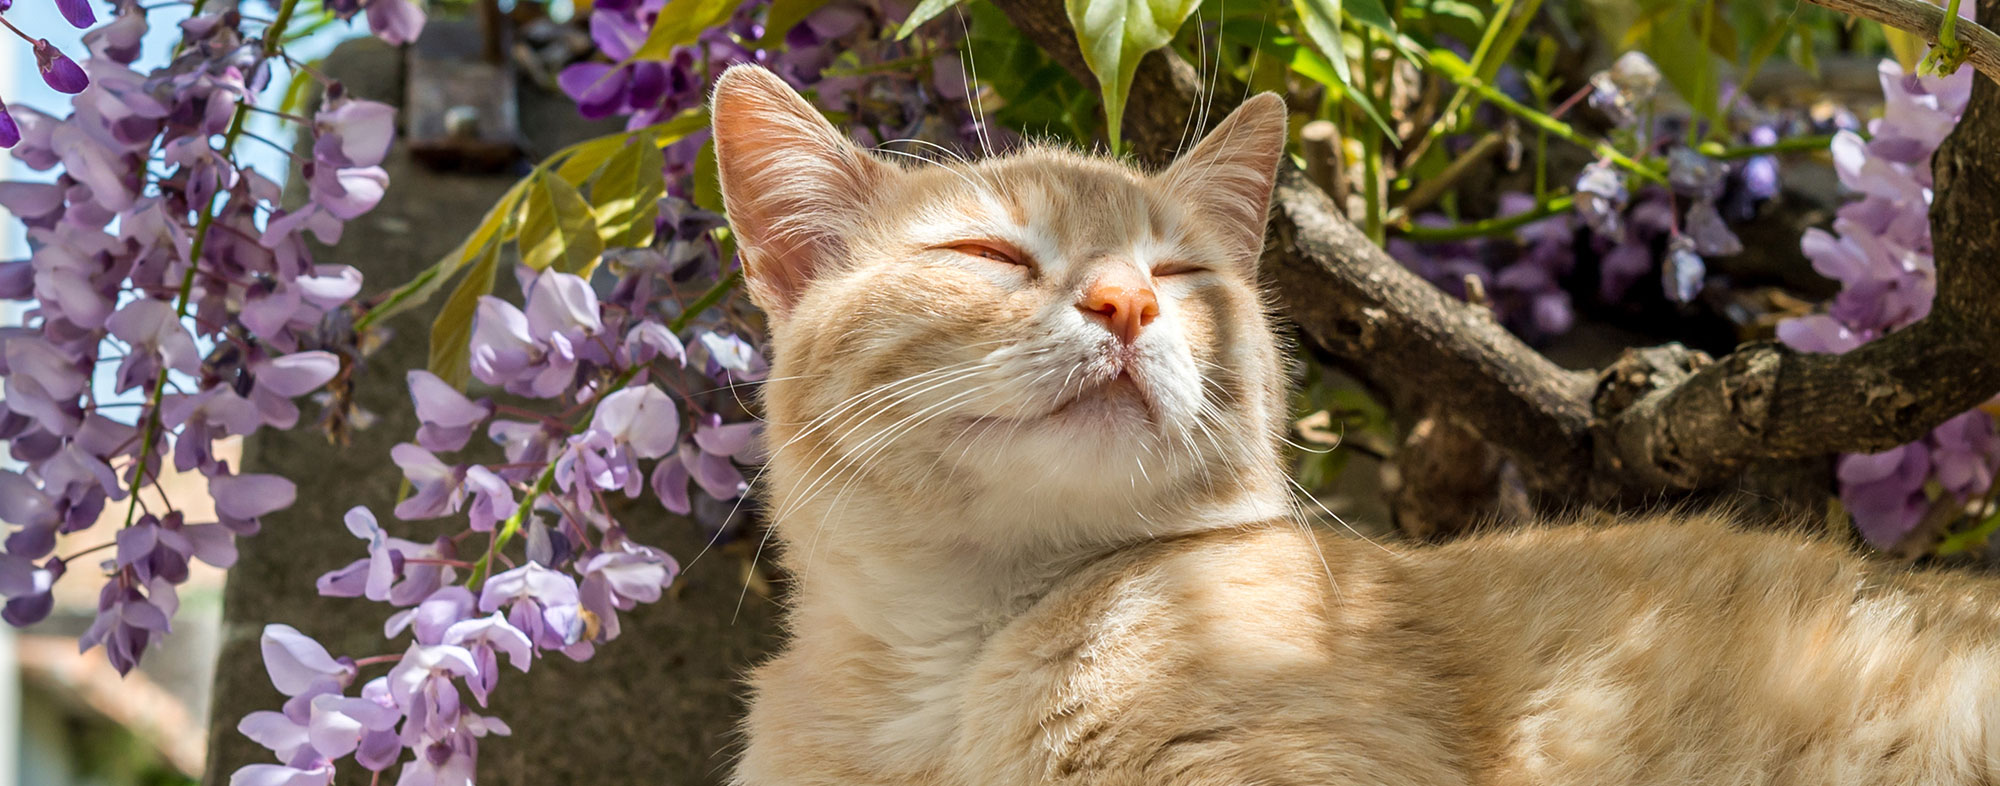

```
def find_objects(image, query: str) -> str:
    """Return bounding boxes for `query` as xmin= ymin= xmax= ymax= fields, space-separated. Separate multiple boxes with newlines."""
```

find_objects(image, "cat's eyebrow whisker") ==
xmin=880 ymin=136 xmax=972 ymax=167
xmin=873 ymin=146 xmax=992 ymax=196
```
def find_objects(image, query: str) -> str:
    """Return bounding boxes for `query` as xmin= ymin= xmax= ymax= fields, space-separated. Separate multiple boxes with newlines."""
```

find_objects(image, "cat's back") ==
xmin=961 ymin=516 xmax=2000 ymax=786
xmin=1410 ymin=514 xmax=2000 ymax=786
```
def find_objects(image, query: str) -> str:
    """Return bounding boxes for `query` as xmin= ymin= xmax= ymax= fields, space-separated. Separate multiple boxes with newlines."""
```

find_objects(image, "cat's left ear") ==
xmin=1157 ymin=93 xmax=1289 ymax=268
xmin=711 ymin=64 xmax=892 ymax=321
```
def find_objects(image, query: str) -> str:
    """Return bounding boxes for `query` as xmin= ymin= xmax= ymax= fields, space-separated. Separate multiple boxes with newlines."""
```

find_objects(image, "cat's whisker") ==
xmin=783 ymin=363 xmax=1023 ymax=517
xmin=1281 ymin=471 xmax=1392 ymax=555
xmin=953 ymin=6 xmax=995 ymax=157
xmin=771 ymin=364 xmax=1005 ymax=518
xmin=795 ymin=381 xmax=1011 ymax=580
xmin=922 ymin=366 xmax=1064 ymax=482
xmin=690 ymin=356 xmax=1015 ymax=572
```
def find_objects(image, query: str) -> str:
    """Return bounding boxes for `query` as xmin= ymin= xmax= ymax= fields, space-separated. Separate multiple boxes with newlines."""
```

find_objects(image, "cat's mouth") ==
xmin=1045 ymin=370 xmax=1156 ymax=424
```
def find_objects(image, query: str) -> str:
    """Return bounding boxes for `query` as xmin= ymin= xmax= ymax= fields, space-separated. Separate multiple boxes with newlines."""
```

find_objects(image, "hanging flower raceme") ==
xmin=0 ymin=0 xmax=418 ymax=684
xmin=1775 ymin=31 xmax=1999 ymax=548
xmin=223 ymin=0 xmax=1022 ymax=782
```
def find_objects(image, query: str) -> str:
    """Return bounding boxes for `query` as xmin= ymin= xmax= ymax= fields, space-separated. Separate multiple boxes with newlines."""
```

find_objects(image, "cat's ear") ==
xmin=1158 ymin=93 xmax=1289 ymax=268
xmin=711 ymin=64 xmax=891 ymax=320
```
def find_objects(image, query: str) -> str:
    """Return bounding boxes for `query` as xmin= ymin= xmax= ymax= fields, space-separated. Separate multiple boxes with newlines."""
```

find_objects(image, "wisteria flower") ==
xmin=441 ymin=612 xmax=532 ymax=703
xmin=477 ymin=563 xmax=585 ymax=654
xmin=1839 ymin=445 xmax=1932 ymax=549
xmin=210 ymin=473 xmax=299 ymax=535
xmin=314 ymin=96 xmax=398 ymax=168
xmin=409 ymin=370 xmax=492 ymax=452
xmin=392 ymin=443 xmax=466 ymax=520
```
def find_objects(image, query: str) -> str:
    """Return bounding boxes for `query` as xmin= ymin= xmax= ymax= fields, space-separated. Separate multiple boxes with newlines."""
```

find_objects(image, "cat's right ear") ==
xmin=711 ymin=64 xmax=891 ymax=321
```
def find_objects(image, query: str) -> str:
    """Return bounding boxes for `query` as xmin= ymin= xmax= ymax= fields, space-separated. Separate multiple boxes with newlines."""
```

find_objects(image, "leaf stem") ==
xmin=124 ymin=0 xmax=302 ymax=529
xmin=1426 ymin=52 xmax=1665 ymax=183
xmin=670 ymin=269 xmax=743 ymax=334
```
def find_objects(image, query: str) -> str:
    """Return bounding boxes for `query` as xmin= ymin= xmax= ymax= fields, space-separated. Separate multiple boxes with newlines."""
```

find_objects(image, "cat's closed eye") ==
xmin=940 ymin=241 xmax=1030 ymax=269
xmin=1150 ymin=261 xmax=1207 ymax=278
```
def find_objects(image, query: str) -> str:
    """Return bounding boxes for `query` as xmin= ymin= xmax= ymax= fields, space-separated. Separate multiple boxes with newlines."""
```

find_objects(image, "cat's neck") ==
xmin=776 ymin=482 xmax=1290 ymax=647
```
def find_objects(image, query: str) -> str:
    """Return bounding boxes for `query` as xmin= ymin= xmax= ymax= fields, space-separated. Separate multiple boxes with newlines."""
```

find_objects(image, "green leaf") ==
xmin=633 ymin=0 xmax=740 ymax=61
xmin=590 ymin=134 xmax=668 ymax=249
xmin=519 ymin=171 xmax=604 ymax=274
xmin=1065 ymin=0 xmax=1201 ymax=153
xmin=898 ymin=0 xmax=970 ymax=40
xmin=279 ymin=60 xmax=321 ymax=115
xmin=1291 ymin=0 xmax=1396 ymax=137
xmin=762 ymin=0 xmax=834 ymax=46
xmin=427 ymin=241 xmax=500 ymax=390
xmin=356 ymin=114 xmax=710 ymax=332
xmin=1342 ymin=0 xmax=1395 ymax=36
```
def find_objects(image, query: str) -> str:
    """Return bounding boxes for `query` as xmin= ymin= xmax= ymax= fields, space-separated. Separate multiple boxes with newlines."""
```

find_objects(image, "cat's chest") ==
xmin=737 ymin=621 xmax=993 ymax=784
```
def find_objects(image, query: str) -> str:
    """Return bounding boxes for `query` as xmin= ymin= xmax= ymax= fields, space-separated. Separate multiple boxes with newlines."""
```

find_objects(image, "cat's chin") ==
xmin=971 ymin=372 xmax=1158 ymax=438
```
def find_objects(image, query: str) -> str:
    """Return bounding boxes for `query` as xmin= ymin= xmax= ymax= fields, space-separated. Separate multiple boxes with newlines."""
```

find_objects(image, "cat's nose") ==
xmin=1079 ymin=269 xmax=1159 ymax=344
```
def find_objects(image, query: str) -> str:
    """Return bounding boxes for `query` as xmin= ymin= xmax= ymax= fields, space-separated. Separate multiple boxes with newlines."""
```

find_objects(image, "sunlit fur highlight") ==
xmin=713 ymin=64 xmax=2000 ymax=785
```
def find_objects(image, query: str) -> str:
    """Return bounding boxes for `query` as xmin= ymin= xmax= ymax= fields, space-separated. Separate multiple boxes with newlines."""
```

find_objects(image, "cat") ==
xmin=708 ymin=63 xmax=2000 ymax=785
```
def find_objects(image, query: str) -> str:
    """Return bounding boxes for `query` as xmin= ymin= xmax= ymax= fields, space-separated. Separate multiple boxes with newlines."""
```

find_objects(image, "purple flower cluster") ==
xmin=1388 ymin=52 xmax=1784 ymax=340
xmin=559 ymin=0 xmax=1000 ymax=195
xmin=234 ymin=255 xmax=781 ymax=782
xmin=0 ymin=1 xmax=418 ymax=673
xmin=1773 ymin=52 xmax=1999 ymax=548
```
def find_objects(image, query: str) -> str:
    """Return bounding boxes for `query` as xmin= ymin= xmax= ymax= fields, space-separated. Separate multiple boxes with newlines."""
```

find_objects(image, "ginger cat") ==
xmin=709 ymin=63 xmax=2000 ymax=785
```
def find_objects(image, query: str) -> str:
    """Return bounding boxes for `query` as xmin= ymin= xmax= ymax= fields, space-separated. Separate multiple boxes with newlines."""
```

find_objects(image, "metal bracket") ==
xmin=404 ymin=18 xmax=522 ymax=172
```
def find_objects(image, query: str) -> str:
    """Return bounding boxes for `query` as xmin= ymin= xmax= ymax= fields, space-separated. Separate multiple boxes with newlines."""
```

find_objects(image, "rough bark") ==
xmin=990 ymin=0 xmax=2000 ymax=507
xmin=201 ymin=35 xmax=777 ymax=785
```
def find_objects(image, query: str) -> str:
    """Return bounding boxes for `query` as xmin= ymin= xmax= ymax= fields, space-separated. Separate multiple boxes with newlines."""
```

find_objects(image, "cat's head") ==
xmin=712 ymin=65 xmax=1290 ymax=553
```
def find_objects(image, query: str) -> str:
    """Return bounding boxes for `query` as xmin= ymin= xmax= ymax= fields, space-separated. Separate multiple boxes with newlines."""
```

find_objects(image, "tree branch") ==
xmin=989 ymin=0 xmax=2000 ymax=502
xmin=1801 ymin=0 xmax=2000 ymax=85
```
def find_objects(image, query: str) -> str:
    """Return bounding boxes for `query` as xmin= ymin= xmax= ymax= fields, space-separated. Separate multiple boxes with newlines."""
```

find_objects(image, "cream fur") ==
xmin=710 ymin=64 xmax=2000 ymax=785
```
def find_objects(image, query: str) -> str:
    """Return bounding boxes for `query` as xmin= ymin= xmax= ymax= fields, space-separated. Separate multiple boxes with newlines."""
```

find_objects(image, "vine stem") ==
xmin=122 ymin=0 xmax=304 ymax=529
xmin=466 ymin=367 xmax=643 ymax=589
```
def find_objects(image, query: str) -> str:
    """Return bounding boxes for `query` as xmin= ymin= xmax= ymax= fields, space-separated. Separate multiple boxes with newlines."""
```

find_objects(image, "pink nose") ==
xmin=1079 ymin=269 xmax=1159 ymax=345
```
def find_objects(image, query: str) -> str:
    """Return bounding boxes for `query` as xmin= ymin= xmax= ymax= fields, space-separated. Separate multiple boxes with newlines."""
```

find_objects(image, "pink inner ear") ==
xmin=1163 ymin=94 xmax=1288 ymax=264
xmin=711 ymin=65 xmax=888 ymax=319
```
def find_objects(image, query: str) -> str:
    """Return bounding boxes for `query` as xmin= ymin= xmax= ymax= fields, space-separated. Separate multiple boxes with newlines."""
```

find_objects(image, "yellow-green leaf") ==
xmin=897 ymin=0 xmax=969 ymax=40
xmin=1066 ymin=0 xmax=1201 ymax=153
xmin=356 ymin=115 xmax=709 ymax=332
xmin=1885 ymin=24 xmax=1926 ymax=70
xmin=591 ymin=134 xmax=667 ymax=249
xmin=356 ymin=178 xmax=529 ymax=331
xmin=427 ymin=240 xmax=500 ymax=390
xmin=520 ymin=171 xmax=604 ymax=274
xmin=762 ymin=0 xmax=834 ymax=46
xmin=633 ymin=0 xmax=740 ymax=61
